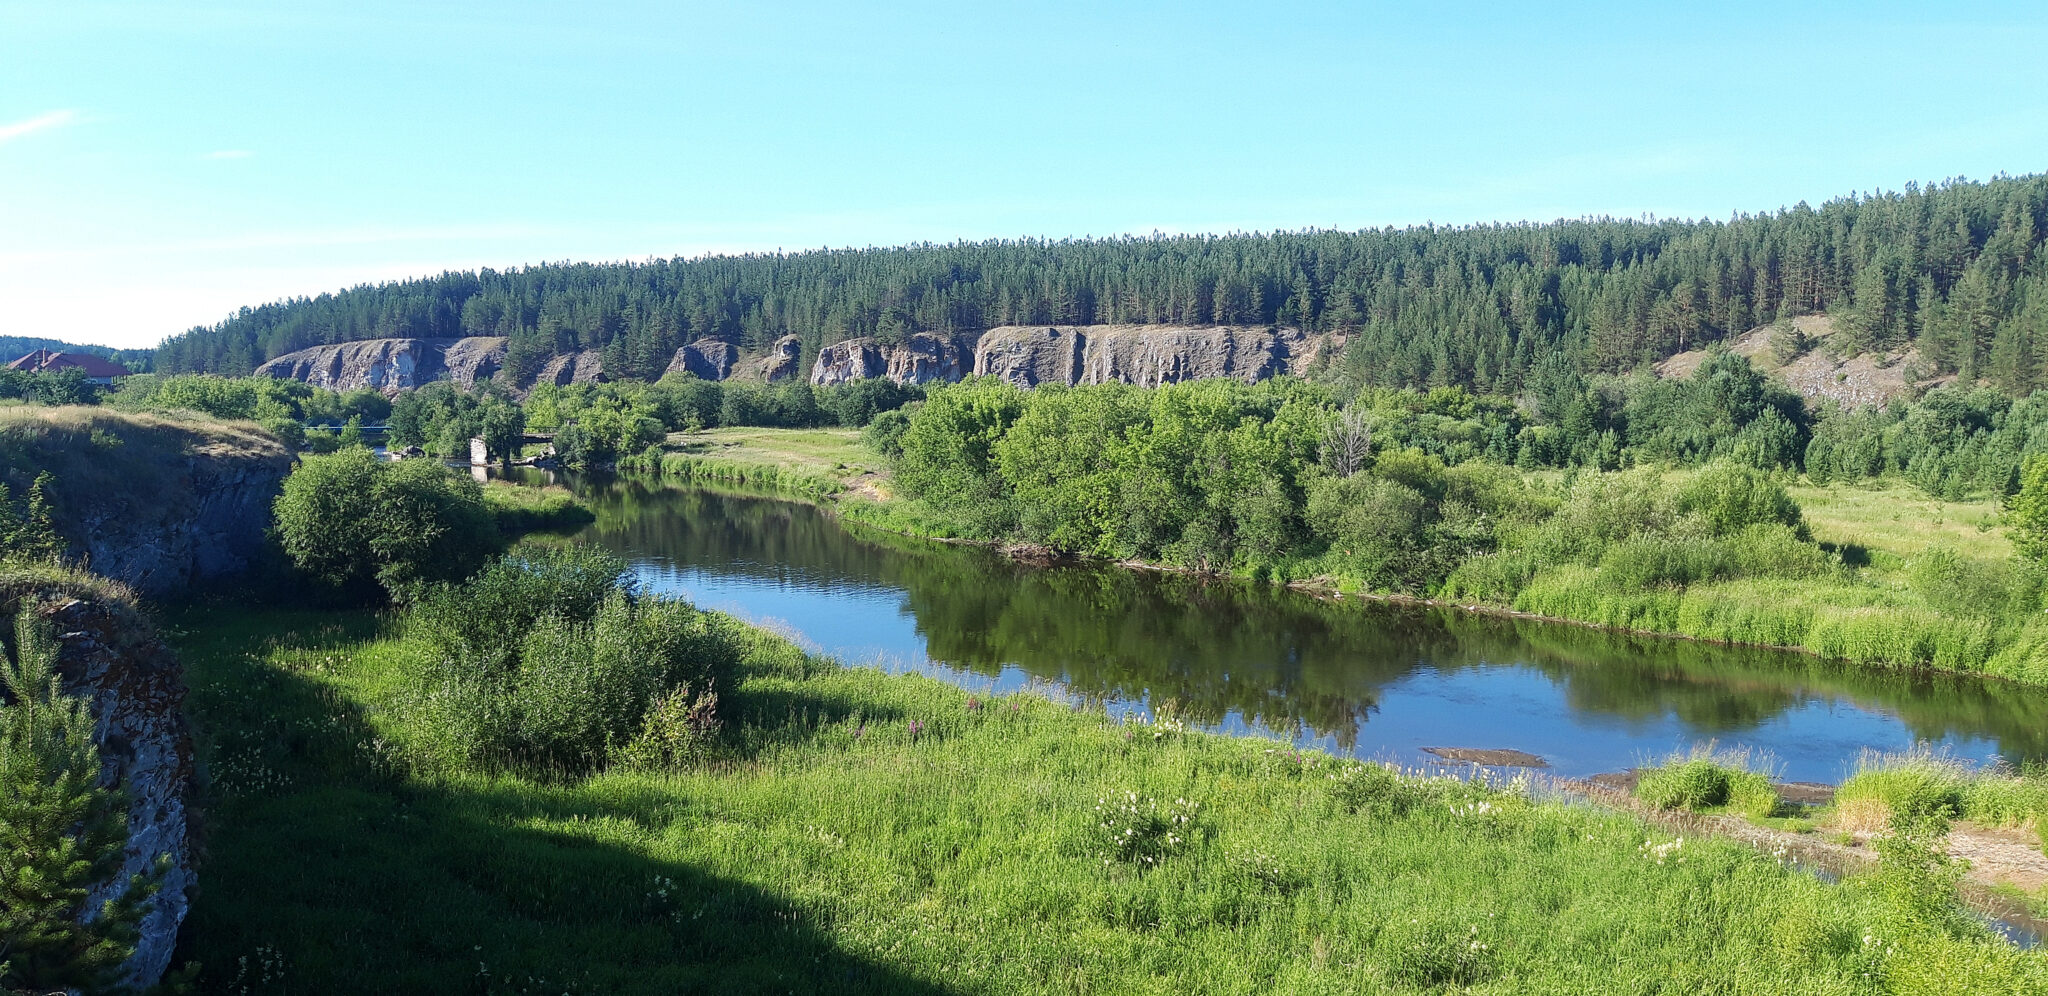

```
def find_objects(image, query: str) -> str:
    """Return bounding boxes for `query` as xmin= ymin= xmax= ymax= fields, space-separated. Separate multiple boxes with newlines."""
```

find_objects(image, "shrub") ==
xmin=402 ymin=551 xmax=738 ymax=774
xmin=618 ymin=684 xmax=723 ymax=768
xmin=1673 ymin=462 xmax=1804 ymax=537
xmin=273 ymin=447 xmax=499 ymax=598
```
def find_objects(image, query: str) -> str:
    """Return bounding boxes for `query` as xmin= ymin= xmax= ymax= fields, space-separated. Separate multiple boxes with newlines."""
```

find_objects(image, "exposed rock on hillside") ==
xmin=531 ymin=349 xmax=607 ymax=387
xmin=1655 ymin=315 xmax=1950 ymax=407
xmin=972 ymin=325 xmax=1327 ymax=388
xmin=811 ymin=332 xmax=979 ymax=386
xmin=2 ymin=580 xmax=195 ymax=992
xmin=0 ymin=409 xmax=293 ymax=597
xmin=747 ymin=335 xmax=805 ymax=383
xmin=252 ymin=325 xmax=1344 ymax=394
xmin=253 ymin=337 xmax=508 ymax=395
xmin=667 ymin=338 xmax=739 ymax=380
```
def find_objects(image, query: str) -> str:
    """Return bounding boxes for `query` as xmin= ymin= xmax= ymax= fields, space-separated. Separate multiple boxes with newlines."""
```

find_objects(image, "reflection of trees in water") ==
xmin=572 ymin=481 xmax=2048 ymax=763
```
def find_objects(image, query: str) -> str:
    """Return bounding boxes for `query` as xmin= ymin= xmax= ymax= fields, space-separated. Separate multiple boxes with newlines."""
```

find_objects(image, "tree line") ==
xmin=150 ymin=175 xmax=2048 ymax=395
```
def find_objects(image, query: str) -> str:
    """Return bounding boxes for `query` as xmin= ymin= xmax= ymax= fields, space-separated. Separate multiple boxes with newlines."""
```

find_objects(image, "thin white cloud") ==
xmin=203 ymin=149 xmax=252 ymax=160
xmin=0 ymin=109 xmax=77 ymax=144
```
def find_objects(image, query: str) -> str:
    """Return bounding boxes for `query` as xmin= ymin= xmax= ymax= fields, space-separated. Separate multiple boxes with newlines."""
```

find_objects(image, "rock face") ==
xmin=811 ymin=333 xmax=978 ymax=387
xmin=744 ymin=335 xmax=805 ymax=383
xmin=666 ymin=338 xmax=739 ymax=381
xmin=253 ymin=337 xmax=508 ymax=395
xmin=252 ymin=325 xmax=1342 ymax=394
xmin=63 ymin=432 xmax=294 ymax=599
xmin=970 ymin=325 xmax=1325 ymax=388
xmin=530 ymin=349 xmax=606 ymax=388
xmin=4 ymin=589 xmax=196 ymax=992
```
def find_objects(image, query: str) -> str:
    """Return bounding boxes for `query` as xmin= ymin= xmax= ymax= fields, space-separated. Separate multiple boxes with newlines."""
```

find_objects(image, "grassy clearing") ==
xmin=1788 ymin=480 xmax=2012 ymax=567
xmin=619 ymin=427 xmax=880 ymax=501
xmin=169 ymin=604 xmax=2048 ymax=994
xmin=666 ymin=427 xmax=879 ymax=483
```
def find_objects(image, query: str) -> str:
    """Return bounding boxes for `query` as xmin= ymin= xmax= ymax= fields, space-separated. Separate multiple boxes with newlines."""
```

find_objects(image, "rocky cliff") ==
xmin=3 ymin=577 xmax=196 ymax=992
xmin=252 ymin=325 xmax=1343 ymax=395
xmin=810 ymin=325 xmax=1332 ymax=388
xmin=666 ymin=338 xmax=739 ymax=380
xmin=0 ymin=409 xmax=294 ymax=598
xmin=254 ymin=337 xmax=507 ymax=394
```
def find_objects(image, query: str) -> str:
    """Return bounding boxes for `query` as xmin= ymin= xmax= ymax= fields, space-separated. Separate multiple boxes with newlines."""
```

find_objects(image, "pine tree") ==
xmin=0 ymin=606 xmax=159 ymax=992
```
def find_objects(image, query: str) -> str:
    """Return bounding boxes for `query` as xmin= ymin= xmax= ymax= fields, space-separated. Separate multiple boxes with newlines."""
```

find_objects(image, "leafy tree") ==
xmin=0 ymin=606 xmax=159 ymax=992
xmin=273 ymin=447 xmax=498 ymax=598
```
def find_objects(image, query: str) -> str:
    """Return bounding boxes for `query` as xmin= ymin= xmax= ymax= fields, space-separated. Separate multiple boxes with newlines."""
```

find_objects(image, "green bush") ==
xmin=402 ymin=550 xmax=738 ymax=774
xmin=1674 ymin=462 xmax=1804 ymax=537
xmin=1907 ymin=545 xmax=2014 ymax=618
xmin=273 ymin=447 xmax=499 ymax=598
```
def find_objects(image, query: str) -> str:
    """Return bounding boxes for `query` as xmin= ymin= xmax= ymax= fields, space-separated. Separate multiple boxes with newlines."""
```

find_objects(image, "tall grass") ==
xmin=619 ymin=450 xmax=843 ymax=501
xmin=1634 ymin=744 xmax=1782 ymax=820
xmin=1836 ymin=749 xmax=2048 ymax=839
xmin=167 ymin=604 xmax=2048 ymax=993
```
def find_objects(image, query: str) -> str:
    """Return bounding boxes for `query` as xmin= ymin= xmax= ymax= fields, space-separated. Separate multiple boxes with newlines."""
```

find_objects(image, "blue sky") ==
xmin=5 ymin=2 xmax=2048 ymax=349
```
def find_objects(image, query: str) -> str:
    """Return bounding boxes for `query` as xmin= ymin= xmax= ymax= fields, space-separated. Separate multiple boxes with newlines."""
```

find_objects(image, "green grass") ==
xmin=480 ymin=479 xmax=596 ymax=534
xmin=168 ymin=604 xmax=2048 ymax=994
xmin=1634 ymin=747 xmax=1782 ymax=821
xmin=1833 ymin=750 xmax=2048 ymax=841
xmin=619 ymin=427 xmax=885 ymax=501
xmin=1789 ymin=479 xmax=2012 ymax=566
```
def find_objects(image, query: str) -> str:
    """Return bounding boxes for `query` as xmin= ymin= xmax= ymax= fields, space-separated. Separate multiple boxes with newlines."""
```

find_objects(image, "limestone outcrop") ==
xmin=744 ymin=335 xmax=805 ymax=383
xmin=253 ymin=337 xmax=508 ymax=394
xmin=1 ymin=585 xmax=195 ymax=992
xmin=811 ymin=333 xmax=977 ymax=386
xmin=967 ymin=325 xmax=1328 ymax=388
xmin=530 ymin=349 xmax=606 ymax=387
xmin=666 ymin=338 xmax=739 ymax=381
xmin=251 ymin=325 xmax=1343 ymax=394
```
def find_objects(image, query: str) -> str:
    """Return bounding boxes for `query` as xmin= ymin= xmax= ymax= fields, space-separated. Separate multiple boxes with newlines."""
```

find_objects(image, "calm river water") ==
xmin=530 ymin=474 xmax=2048 ymax=784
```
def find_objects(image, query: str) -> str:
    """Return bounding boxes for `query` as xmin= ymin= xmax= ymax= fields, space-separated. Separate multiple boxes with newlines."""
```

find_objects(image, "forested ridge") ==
xmin=154 ymin=175 xmax=2048 ymax=393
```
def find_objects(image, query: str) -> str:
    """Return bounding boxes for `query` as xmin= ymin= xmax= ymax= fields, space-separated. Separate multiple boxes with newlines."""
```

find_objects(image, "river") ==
xmin=526 ymin=473 xmax=2048 ymax=784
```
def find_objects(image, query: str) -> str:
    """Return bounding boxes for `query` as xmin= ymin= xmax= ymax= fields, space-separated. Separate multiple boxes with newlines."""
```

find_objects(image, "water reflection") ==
xmin=543 ymin=474 xmax=2048 ymax=782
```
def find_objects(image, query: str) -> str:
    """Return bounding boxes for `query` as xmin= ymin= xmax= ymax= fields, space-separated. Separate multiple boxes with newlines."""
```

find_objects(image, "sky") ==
xmin=4 ymin=2 xmax=2048 ymax=350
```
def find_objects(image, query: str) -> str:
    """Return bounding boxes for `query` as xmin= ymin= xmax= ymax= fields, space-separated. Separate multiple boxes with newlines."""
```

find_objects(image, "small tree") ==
xmin=0 ymin=472 xmax=63 ymax=564
xmin=0 ymin=606 xmax=158 ymax=992
xmin=2007 ymin=454 xmax=2048 ymax=559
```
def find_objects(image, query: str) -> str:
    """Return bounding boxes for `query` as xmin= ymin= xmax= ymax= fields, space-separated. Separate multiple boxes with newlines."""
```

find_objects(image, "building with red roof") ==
xmin=5 ymin=349 xmax=132 ymax=384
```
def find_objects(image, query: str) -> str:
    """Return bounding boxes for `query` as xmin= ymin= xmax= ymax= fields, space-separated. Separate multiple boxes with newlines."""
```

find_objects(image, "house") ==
xmin=4 ymin=349 xmax=132 ymax=385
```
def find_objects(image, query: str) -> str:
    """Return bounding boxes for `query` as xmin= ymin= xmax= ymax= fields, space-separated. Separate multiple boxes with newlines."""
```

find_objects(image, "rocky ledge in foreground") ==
xmin=3 ymin=580 xmax=195 ymax=992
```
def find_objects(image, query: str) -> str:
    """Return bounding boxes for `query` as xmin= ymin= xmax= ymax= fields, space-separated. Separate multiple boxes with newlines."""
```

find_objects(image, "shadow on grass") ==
xmin=172 ymin=609 xmax=955 ymax=995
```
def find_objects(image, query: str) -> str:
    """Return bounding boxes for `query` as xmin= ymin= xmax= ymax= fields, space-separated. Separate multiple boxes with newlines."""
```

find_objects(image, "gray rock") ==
xmin=70 ymin=442 xmax=293 ymax=598
xmin=666 ymin=338 xmax=739 ymax=381
xmin=531 ymin=349 xmax=606 ymax=387
xmin=253 ymin=337 xmax=509 ymax=395
xmin=746 ymin=335 xmax=805 ymax=383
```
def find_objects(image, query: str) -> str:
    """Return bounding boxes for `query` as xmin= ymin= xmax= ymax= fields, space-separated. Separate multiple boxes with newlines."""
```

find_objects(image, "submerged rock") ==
xmin=1421 ymin=746 xmax=1550 ymax=767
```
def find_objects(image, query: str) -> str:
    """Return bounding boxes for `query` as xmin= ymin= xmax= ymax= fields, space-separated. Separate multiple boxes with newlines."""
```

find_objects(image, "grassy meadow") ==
xmin=621 ymin=427 xmax=878 ymax=499
xmin=171 ymin=603 xmax=2047 ymax=994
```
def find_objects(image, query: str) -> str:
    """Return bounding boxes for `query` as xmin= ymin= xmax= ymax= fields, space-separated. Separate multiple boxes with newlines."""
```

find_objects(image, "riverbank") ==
xmin=169 ymin=601 xmax=2047 ymax=993
xmin=612 ymin=424 xmax=2048 ymax=690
